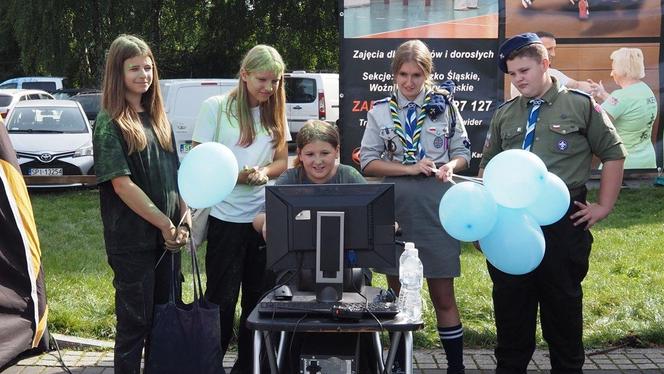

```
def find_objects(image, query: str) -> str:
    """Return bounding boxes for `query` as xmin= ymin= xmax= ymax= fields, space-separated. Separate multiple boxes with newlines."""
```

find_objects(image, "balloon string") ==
xmin=429 ymin=166 xmax=482 ymax=184
xmin=176 ymin=208 xmax=190 ymax=230
xmin=452 ymin=174 xmax=484 ymax=184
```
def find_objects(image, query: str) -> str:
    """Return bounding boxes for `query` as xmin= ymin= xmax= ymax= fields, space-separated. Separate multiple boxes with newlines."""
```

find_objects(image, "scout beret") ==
xmin=498 ymin=33 xmax=543 ymax=73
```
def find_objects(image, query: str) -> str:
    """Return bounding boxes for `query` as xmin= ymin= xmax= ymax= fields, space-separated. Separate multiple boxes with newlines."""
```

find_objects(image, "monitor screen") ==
xmin=265 ymin=183 xmax=396 ymax=300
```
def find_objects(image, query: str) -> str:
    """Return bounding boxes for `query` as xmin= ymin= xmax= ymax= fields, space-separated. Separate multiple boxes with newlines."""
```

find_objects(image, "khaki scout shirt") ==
xmin=480 ymin=77 xmax=627 ymax=189
xmin=360 ymin=89 xmax=471 ymax=170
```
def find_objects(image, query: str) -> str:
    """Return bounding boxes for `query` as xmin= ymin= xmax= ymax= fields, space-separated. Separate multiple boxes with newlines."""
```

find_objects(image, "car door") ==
xmin=285 ymin=76 xmax=318 ymax=137
xmin=167 ymin=81 xmax=236 ymax=159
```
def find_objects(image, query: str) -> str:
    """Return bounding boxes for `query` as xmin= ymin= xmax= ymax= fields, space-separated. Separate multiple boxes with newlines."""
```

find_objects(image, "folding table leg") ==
xmin=253 ymin=330 xmax=262 ymax=374
xmin=372 ymin=332 xmax=385 ymax=373
xmin=276 ymin=331 xmax=287 ymax=369
xmin=404 ymin=331 xmax=413 ymax=374
xmin=263 ymin=331 xmax=279 ymax=373
xmin=384 ymin=331 xmax=402 ymax=372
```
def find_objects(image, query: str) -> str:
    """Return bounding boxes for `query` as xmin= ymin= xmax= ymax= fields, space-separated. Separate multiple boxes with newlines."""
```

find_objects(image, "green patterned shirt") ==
xmin=93 ymin=111 xmax=180 ymax=253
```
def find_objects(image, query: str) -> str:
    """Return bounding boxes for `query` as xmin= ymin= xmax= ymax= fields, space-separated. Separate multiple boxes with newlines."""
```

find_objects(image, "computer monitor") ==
xmin=265 ymin=183 xmax=396 ymax=302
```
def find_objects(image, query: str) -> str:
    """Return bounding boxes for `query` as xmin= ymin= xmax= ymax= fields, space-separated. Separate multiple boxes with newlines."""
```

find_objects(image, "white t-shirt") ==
xmin=510 ymin=68 xmax=571 ymax=99
xmin=192 ymin=95 xmax=290 ymax=223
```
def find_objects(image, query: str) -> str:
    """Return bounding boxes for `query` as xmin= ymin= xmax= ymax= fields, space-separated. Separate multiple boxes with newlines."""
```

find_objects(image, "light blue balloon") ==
xmin=526 ymin=172 xmax=570 ymax=226
xmin=178 ymin=142 xmax=239 ymax=209
xmin=439 ymin=182 xmax=498 ymax=242
xmin=479 ymin=207 xmax=545 ymax=275
xmin=483 ymin=149 xmax=548 ymax=209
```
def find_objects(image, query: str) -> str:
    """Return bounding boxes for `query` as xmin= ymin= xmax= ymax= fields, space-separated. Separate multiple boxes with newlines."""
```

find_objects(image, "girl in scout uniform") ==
xmin=191 ymin=44 xmax=289 ymax=373
xmin=360 ymin=39 xmax=471 ymax=374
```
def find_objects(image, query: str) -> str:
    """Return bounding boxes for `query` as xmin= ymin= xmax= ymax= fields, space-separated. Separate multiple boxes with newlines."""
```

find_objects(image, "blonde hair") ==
xmin=293 ymin=120 xmax=340 ymax=168
xmin=391 ymin=40 xmax=435 ymax=91
xmin=226 ymin=45 xmax=287 ymax=148
xmin=610 ymin=48 xmax=645 ymax=80
xmin=101 ymin=34 xmax=172 ymax=154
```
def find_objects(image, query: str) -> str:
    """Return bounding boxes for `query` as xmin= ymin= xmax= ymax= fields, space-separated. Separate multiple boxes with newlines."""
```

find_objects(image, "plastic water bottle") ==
xmin=398 ymin=242 xmax=423 ymax=322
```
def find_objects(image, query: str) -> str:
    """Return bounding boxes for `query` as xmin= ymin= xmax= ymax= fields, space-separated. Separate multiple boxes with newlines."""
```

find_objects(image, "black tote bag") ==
xmin=145 ymin=247 xmax=224 ymax=374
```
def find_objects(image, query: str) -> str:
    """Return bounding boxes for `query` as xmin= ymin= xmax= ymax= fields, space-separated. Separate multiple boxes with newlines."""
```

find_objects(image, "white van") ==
xmin=0 ymin=77 xmax=65 ymax=93
xmin=160 ymin=79 xmax=237 ymax=159
xmin=284 ymin=71 xmax=339 ymax=137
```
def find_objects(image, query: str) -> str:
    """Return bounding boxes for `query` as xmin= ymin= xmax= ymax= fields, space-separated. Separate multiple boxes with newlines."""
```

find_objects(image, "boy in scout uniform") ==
xmin=479 ymin=33 xmax=626 ymax=373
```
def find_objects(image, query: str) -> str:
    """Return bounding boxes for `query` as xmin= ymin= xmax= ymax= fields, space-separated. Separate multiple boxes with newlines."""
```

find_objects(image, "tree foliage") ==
xmin=0 ymin=0 xmax=339 ymax=87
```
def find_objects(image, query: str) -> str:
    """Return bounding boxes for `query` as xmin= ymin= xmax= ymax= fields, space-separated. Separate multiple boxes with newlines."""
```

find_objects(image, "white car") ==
xmin=160 ymin=78 xmax=237 ymax=159
xmin=284 ymin=71 xmax=339 ymax=137
xmin=5 ymin=100 xmax=95 ymax=187
xmin=0 ymin=89 xmax=55 ymax=120
xmin=0 ymin=77 xmax=65 ymax=92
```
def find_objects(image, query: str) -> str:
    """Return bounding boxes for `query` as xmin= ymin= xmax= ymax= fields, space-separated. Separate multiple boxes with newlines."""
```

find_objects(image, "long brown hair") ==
xmin=101 ymin=34 xmax=172 ymax=154
xmin=226 ymin=44 xmax=287 ymax=148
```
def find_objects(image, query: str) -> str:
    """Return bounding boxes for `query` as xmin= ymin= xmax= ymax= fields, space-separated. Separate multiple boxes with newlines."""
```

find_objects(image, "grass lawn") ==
xmin=30 ymin=185 xmax=664 ymax=349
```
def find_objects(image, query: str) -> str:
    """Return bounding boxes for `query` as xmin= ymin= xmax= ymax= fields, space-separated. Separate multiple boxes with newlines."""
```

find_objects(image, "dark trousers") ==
xmin=107 ymin=249 xmax=181 ymax=374
xmin=205 ymin=217 xmax=268 ymax=374
xmin=488 ymin=189 xmax=593 ymax=374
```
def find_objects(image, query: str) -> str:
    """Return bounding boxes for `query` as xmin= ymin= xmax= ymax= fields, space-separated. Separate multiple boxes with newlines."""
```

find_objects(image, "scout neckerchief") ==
xmin=522 ymin=98 xmax=545 ymax=151
xmin=389 ymin=90 xmax=431 ymax=164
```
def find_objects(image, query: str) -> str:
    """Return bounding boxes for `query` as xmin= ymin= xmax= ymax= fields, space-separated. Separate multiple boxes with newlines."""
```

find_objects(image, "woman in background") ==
xmin=589 ymin=47 xmax=658 ymax=169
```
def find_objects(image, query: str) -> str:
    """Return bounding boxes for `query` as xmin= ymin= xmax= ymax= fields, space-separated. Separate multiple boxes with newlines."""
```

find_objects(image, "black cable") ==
xmin=258 ymin=252 xmax=304 ymax=306
xmin=350 ymin=274 xmax=384 ymax=331
xmin=258 ymin=269 xmax=298 ymax=307
xmin=289 ymin=313 xmax=309 ymax=370
xmin=49 ymin=334 xmax=72 ymax=374
xmin=261 ymin=255 xmax=304 ymax=370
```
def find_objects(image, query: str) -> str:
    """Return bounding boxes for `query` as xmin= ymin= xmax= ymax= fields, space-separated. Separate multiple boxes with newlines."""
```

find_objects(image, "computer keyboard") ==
xmin=257 ymin=301 xmax=399 ymax=319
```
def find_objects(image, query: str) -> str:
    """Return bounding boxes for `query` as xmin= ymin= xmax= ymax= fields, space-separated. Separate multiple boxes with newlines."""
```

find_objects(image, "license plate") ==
xmin=29 ymin=168 xmax=63 ymax=176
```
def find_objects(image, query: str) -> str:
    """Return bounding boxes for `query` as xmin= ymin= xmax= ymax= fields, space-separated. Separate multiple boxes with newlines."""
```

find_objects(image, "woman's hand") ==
xmin=238 ymin=165 xmax=256 ymax=184
xmin=161 ymin=221 xmax=180 ymax=251
xmin=239 ymin=165 xmax=269 ymax=185
xmin=435 ymin=164 xmax=454 ymax=183
xmin=247 ymin=167 xmax=269 ymax=185
xmin=587 ymin=79 xmax=608 ymax=102
xmin=175 ymin=224 xmax=191 ymax=251
xmin=408 ymin=158 xmax=436 ymax=176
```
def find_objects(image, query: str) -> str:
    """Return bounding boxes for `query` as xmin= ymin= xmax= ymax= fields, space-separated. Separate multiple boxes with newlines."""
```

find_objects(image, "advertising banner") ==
xmin=340 ymin=0 xmax=663 ymax=174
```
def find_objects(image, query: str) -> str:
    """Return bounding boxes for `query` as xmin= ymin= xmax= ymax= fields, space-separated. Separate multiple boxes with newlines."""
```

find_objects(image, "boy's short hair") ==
xmin=507 ymin=43 xmax=548 ymax=70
